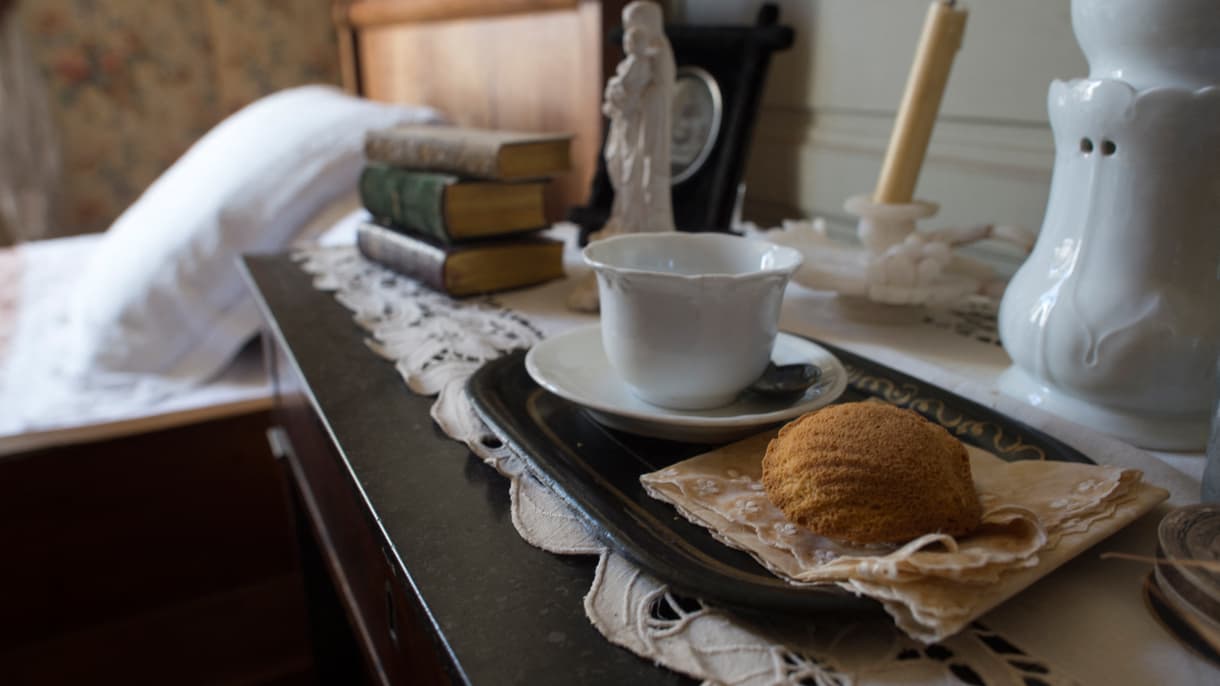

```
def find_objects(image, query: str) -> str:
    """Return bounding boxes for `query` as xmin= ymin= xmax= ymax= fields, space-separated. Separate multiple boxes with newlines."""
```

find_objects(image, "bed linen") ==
xmin=0 ymin=234 xmax=259 ymax=449
xmin=0 ymin=203 xmax=370 ymax=454
xmin=0 ymin=243 xmax=19 ymax=358
xmin=66 ymin=86 xmax=437 ymax=382
xmin=0 ymin=84 xmax=435 ymax=454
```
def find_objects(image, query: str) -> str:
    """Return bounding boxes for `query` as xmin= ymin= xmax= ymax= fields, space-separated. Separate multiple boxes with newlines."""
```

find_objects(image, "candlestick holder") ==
xmin=764 ymin=194 xmax=1031 ymax=310
xmin=848 ymin=194 xmax=938 ymax=254
xmin=761 ymin=1 xmax=1006 ymax=313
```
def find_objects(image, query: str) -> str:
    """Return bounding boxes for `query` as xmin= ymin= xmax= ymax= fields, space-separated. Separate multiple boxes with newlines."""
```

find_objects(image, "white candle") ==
xmin=874 ymin=0 xmax=968 ymax=204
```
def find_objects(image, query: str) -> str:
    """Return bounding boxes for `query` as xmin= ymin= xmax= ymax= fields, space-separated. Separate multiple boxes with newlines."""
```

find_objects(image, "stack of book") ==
xmin=357 ymin=125 xmax=573 ymax=297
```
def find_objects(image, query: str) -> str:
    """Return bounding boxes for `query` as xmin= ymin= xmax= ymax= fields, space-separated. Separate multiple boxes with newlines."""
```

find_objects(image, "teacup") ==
xmin=583 ymin=232 xmax=804 ymax=410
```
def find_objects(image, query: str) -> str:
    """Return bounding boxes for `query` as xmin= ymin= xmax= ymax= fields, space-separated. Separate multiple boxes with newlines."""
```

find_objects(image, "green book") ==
xmin=358 ymin=163 xmax=547 ymax=243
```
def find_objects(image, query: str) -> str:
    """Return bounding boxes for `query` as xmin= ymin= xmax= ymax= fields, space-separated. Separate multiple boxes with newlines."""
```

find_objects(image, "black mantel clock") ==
xmin=570 ymin=4 xmax=794 ymax=241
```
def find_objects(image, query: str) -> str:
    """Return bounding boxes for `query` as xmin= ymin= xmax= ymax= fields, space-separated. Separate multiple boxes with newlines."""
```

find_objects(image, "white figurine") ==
xmin=569 ymin=1 xmax=676 ymax=312
xmin=599 ymin=26 xmax=651 ymax=238
xmin=596 ymin=1 xmax=676 ymax=240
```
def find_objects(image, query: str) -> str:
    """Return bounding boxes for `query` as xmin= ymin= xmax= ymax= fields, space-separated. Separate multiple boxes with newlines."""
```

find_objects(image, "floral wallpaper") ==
xmin=19 ymin=0 xmax=340 ymax=235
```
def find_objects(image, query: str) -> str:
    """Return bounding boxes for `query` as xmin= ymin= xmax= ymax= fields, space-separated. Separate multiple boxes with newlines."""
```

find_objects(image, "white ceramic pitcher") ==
xmin=997 ymin=0 xmax=1220 ymax=450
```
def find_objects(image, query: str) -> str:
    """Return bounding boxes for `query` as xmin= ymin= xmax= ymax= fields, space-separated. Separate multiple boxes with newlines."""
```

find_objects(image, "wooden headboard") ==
xmin=332 ymin=0 xmax=628 ymax=219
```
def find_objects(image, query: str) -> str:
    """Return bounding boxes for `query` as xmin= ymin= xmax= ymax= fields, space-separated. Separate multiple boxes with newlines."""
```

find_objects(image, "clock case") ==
xmin=569 ymin=4 xmax=794 ymax=241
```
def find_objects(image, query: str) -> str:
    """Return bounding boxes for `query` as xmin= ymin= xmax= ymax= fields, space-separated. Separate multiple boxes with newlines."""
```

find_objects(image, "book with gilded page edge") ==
xmin=359 ymin=163 xmax=547 ymax=242
xmin=364 ymin=125 xmax=572 ymax=181
xmin=356 ymin=221 xmax=565 ymax=297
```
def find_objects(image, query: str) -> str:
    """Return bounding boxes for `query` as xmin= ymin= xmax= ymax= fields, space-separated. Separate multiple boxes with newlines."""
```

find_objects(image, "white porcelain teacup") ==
xmin=583 ymin=232 xmax=804 ymax=410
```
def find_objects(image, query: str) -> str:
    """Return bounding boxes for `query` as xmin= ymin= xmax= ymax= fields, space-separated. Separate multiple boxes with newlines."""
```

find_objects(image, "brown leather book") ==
xmin=364 ymin=125 xmax=572 ymax=181
xmin=355 ymin=222 xmax=565 ymax=297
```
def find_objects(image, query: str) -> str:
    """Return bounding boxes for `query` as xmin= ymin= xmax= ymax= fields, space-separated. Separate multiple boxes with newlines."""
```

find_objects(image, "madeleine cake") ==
xmin=761 ymin=402 xmax=982 ymax=544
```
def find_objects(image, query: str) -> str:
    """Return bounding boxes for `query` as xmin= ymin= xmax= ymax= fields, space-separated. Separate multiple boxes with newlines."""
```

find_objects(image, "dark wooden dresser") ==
xmin=242 ymin=255 xmax=690 ymax=686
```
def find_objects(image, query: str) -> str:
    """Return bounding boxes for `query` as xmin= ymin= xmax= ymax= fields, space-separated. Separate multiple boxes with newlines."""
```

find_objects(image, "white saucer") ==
xmin=524 ymin=324 xmax=848 ymax=443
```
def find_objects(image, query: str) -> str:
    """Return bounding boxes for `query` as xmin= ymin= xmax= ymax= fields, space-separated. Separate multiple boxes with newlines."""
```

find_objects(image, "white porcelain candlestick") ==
xmin=761 ymin=1 xmax=1032 ymax=309
xmin=997 ymin=0 xmax=1220 ymax=450
xmin=763 ymin=195 xmax=1030 ymax=308
xmin=847 ymin=194 xmax=939 ymax=254
xmin=847 ymin=194 xmax=950 ymax=305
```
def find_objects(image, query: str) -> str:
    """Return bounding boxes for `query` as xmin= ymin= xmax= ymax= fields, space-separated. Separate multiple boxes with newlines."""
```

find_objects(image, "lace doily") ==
xmin=640 ymin=432 xmax=1166 ymax=643
xmin=295 ymin=239 xmax=1084 ymax=685
xmin=921 ymin=297 xmax=1002 ymax=347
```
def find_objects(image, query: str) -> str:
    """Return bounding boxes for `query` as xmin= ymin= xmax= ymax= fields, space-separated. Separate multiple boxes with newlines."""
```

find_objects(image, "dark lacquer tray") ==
xmin=466 ymin=337 xmax=1093 ymax=616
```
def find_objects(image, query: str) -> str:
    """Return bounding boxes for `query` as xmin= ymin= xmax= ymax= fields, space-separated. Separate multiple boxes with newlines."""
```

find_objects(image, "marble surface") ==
xmin=248 ymin=244 xmax=1218 ymax=684
xmin=243 ymin=254 xmax=692 ymax=686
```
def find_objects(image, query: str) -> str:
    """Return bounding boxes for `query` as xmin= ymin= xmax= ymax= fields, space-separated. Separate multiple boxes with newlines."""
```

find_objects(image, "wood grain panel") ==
xmin=0 ymin=410 xmax=314 ymax=683
xmin=0 ymin=574 xmax=313 ymax=685
xmin=271 ymin=331 xmax=452 ymax=685
xmin=344 ymin=0 xmax=578 ymax=28
xmin=355 ymin=2 xmax=607 ymax=219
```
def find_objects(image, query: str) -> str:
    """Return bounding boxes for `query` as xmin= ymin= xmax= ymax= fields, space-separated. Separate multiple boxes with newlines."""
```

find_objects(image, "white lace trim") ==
xmin=296 ymin=242 xmax=1083 ymax=686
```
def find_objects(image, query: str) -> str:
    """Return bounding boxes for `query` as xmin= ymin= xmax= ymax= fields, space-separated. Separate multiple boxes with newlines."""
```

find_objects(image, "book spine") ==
xmin=364 ymin=132 xmax=498 ymax=178
xmin=358 ymin=165 xmax=453 ymax=243
xmin=356 ymin=222 xmax=448 ymax=292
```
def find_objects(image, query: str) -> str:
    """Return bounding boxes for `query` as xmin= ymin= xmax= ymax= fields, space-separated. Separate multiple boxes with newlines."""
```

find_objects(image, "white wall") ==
xmin=678 ymin=0 xmax=1088 ymax=267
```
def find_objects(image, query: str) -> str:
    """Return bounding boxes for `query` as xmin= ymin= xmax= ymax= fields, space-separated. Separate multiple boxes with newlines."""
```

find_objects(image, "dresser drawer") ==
xmin=266 ymin=332 xmax=451 ymax=686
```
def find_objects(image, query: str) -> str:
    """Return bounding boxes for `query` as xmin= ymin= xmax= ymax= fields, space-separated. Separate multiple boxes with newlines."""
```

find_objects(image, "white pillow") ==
xmin=65 ymin=85 xmax=438 ymax=381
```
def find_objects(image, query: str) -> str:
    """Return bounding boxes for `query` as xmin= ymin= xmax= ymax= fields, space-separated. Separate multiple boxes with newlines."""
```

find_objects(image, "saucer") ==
xmin=524 ymin=324 xmax=847 ymax=443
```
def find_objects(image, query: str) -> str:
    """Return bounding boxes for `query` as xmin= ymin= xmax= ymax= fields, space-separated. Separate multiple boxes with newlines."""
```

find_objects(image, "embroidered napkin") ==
xmin=641 ymin=431 xmax=1169 ymax=643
